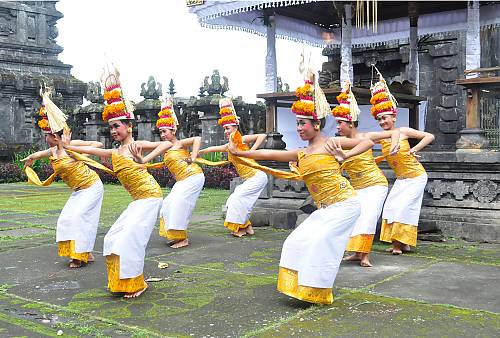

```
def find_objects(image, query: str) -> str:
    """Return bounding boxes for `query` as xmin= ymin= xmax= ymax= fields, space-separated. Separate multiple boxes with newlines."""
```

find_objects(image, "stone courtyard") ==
xmin=0 ymin=183 xmax=499 ymax=337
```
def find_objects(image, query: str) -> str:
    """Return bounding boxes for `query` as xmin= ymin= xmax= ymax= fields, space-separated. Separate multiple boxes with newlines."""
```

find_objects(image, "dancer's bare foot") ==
xmin=402 ymin=244 xmax=411 ymax=253
xmin=245 ymin=225 xmax=254 ymax=236
xmin=392 ymin=248 xmax=402 ymax=255
xmin=384 ymin=247 xmax=394 ymax=253
xmin=69 ymin=259 xmax=82 ymax=268
xmin=343 ymin=253 xmax=362 ymax=261
xmin=88 ymin=253 xmax=95 ymax=263
xmin=170 ymin=239 xmax=189 ymax=249
xmin=231 ymin=228 xmax=247 ymax=238
xmin=124 ymin=283 xmax=148 ymax=299
xmin=360 ymin=254 xmax=372 ymax=267
xmin=392 ymin=241 xmax=404 ymax=255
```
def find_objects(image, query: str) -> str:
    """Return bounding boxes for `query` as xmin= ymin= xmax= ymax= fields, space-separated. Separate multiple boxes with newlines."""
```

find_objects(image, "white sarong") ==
xmin=161 ymin=173 xmax=205 ymax=231
xmin=56 ymin=180 xmax=104 ymax=254
xmin=225 ymin=170 xmax=268 ymax=225
xmin=280 ymin=196 xmax=361 ymax=288
xmin=382 ymin=173 xmax=428 ymax=226
xmin=103 ymin=197 xmax=162 ymax=279
xmin=350 ymin=185 xmax=388 ymax=237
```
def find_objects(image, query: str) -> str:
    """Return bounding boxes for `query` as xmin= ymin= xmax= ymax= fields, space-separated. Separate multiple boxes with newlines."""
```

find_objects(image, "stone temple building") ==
xmin=0 ymin=0 xmax=85 ymax=160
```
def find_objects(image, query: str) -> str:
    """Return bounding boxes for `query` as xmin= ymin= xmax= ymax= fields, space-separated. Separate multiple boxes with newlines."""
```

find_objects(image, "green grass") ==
xmin=0 ymin=182 xmax=229 ymax=228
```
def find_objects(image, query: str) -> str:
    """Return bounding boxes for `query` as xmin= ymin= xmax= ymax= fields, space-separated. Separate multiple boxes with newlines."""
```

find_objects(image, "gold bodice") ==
xmin=343 ymin=149 xmax=387 ymax=189
xmin=298 ymin=151 xmax=355 ymax=208
xmin=228 ymin=151 xmax=258 ymax=180
xmin=380 ymin=139 xmax=426 ymax=179
xmin=50 ymin=156 xmax=99 ymax=191
xmin=112 ymin=153 xmax=162 ymax=200
xmin=163 ymin=149 xmax=203 ymax=181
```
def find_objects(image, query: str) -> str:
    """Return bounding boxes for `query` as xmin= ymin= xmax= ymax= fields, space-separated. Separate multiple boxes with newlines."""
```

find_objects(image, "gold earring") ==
xmin=127 ymin=127 xmax=132 ymax=133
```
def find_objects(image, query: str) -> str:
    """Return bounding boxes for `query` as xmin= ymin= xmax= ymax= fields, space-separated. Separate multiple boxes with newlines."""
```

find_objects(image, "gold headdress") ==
xmin=218 ymin=97 xmax=239 ymax=127
xmin=332 ymin=81 xmax=360 ymax=122
xmin=37 ymin=87 xmax=69 ymax=134
xmin=291 ymin=52 xmax=330 ymax=120
xmin=156 ymin=96 xmax=178 ymax=130
xmin=370 ymin=67 xmax=398 ymax=119
xmin=101 ymin=63 xmax=134 ymax=122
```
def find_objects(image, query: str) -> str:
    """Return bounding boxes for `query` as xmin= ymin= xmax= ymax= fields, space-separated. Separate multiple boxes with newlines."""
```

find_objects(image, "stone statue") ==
xmin=222 ymin=76 xmax=229 ymax=94
xmin=85 ymin=81 xmax=103 ymax=104
xmin=209 ymin=70 xmax=221 ymax=95
xmin=140 ymin=76 xmax=162 ymax=100
xmin=277 ymin=77 xmax=283 ymax=92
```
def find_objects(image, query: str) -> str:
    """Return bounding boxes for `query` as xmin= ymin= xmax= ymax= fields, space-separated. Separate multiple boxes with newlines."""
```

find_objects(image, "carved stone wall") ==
xmin=0 ymin=1 xmax=85 ymax=160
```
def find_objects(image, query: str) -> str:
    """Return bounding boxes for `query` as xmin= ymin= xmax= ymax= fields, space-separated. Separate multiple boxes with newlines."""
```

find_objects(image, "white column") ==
xmin=466 ymin=0 xmax=480 ymax=79
xmin=265 ymin=14 xmax=277 ymax=92
xmin=340 ymin=4 xmax=353 ymax=83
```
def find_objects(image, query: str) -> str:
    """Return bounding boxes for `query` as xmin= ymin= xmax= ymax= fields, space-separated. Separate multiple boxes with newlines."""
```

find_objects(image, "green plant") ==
xmin=201 ymin=151 xmax=226 ymax=162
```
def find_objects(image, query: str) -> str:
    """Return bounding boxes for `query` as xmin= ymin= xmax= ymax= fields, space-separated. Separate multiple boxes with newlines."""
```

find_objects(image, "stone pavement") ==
xmin=0 ymin=183 xmax=499 ymax=337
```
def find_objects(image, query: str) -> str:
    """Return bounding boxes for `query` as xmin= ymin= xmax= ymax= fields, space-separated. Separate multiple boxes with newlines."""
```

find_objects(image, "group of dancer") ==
xmin=22 ymin=61 xmax=433 ymax=303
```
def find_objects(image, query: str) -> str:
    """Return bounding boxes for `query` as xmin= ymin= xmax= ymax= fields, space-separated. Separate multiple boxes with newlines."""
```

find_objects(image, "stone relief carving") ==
xmin=426 ymin=180 xmax=469 ymax=200
xmin=0 ymin=13 xmax=14 ymax=36
xmin=426 ymin=179 xmax=498 ymax=203
xmin=471 ymin=180 xmax=498 ymax=203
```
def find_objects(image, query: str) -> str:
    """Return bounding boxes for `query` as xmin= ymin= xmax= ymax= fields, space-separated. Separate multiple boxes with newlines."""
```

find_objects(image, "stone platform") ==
xmin=0 ymin=183 xmax=499 ymax=337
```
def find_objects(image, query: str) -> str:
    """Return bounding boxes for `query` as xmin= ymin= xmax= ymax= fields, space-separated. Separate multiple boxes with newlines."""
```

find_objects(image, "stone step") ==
xmin=419 ymin=219 xmax=500 ymax=243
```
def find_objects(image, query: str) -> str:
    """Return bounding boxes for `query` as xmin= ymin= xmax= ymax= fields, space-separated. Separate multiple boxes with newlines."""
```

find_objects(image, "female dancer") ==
xmin=22 ymin=88 xmax=106 ymax=268
xmin=128 ymin=96 xmax=204 ymax=249
xmin=198 ymin=97 xmax=268 ymax=238
xmin=332 ymin=81 xmax=399 ymax=267
xmin=227 ymin=70 xmax=373 ymax=304
xmin=63 ymin=65 xmax=163 ymax=298
xmin=370 ymin=72 xmax=434 ymax=255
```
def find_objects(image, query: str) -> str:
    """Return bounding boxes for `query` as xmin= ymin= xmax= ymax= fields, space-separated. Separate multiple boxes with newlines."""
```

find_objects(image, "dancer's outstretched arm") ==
xmin=128 ymin=141 xmax=173 ymax=164
xmin=400 ymin=127 xmax=434 ymax=155
xmin=230 ymin=145 xmax=299 ymax=162
xmin=365 ymin=129 xmax=401 ymax=155
xmin=180 ymin=136 xmax=202 ymax=161
xmin=134 ymin=140 xmax=162 ymax=151
xmin=70 ymin=140 xmax=104 ymax=148
xmin=325 ymin=137 xmax=374 ymax=162
xmin=63 ymin=144 xmax=114 ymax=158
xmin=20 ymin=148 xmax=53 ymax=167
xmin=198 ymin=144 xmax=228 ymax=155
xmin=242 ymin=133 xmax=267 ymax=150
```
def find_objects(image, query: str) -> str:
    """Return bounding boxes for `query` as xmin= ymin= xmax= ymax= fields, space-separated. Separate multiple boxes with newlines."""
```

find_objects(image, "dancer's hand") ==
xmin=61 ymin=131 xmax=72 ymax=147
xmin=325 ymin=138 xmax=346 ymax=162
xmin=389 ymin=142 xmax=400 ymax=156
xmin=128 ymin=142 xmax=145 ymax=163
xmin=409 ymin=148 xmax=421 ymax=159
xmin=20 ymin=155 xmax=34 ymax=168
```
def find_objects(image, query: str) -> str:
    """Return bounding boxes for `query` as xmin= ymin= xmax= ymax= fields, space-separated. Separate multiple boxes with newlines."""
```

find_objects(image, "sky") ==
xmin=56 ymin=0 xmax=323 ymax=104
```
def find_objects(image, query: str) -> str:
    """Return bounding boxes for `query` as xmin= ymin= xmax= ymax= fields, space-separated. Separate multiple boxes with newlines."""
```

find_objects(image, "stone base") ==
xmin=456 ymin=128 xmax=490 ymax=149
xmin=455 ymin=148 xmax=500 ymax=163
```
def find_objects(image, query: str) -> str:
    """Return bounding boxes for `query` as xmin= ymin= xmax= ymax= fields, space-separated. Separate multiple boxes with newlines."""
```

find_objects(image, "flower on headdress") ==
xmin=38 ymin=118 xmax=49 ymax=130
